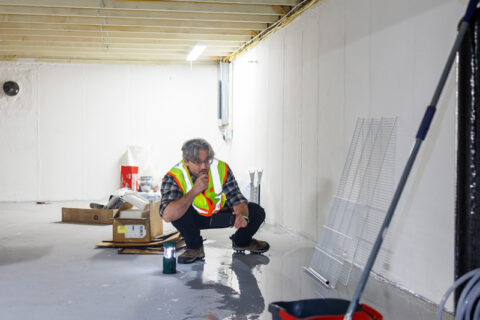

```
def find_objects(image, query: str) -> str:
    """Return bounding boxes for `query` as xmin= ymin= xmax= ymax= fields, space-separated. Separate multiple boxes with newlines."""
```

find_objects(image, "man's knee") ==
xmin=248 ymin=202 xmax=265 ymax=223
xmin=171 ymin=206 xmax=196 ymax=230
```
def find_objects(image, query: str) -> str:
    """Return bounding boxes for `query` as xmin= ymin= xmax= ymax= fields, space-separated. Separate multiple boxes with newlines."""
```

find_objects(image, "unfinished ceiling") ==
xmin=0 ymin=0 xmax=317 ymax=65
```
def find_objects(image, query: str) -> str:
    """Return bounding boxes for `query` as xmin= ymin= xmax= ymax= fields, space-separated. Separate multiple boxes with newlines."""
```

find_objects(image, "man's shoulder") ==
xmin=163 ymin=171 xmax=176 ymax=179
xmin=161 ymin=171 xmax=179 ymax=187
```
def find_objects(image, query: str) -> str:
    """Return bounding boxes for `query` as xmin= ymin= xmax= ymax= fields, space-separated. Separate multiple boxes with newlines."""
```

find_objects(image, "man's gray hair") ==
xmin=182 ymin=138 xmax=215 ymax=162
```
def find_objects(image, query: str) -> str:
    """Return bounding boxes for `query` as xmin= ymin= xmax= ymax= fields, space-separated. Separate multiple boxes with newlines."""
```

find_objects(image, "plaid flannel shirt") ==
xmin=159 ymin=163 xmax=247 ymax=217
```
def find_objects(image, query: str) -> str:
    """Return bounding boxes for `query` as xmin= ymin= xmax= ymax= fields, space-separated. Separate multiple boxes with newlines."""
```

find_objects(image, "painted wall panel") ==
xmin=38 ymin=64 xmax=85 ymax=200
xmin=82 ymin=65 xmax=130 ymax=199
xmin=265 ymin=33 xmax=285 ymax=225
xmin=316 ymin=0 xmax=346 ymax=229
xmin=0 ymin=66 xmax=38 ymax=201
xmin=0 ymin=62 xmax=222 ymax=201
xmin=344 ymin=0 xmax=371 ymax=134
xmin=229 ymin=0 xmax=462 ymax=308
xmin=300 ymin=11 xmax=320 ymax=240
xmin=283 ymin=22 xmax=303 ymax=233
xmin=385 ymin=1 xmax=460 ymax=304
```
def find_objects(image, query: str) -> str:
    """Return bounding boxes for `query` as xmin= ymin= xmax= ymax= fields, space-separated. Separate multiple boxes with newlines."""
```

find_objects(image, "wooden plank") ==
xmin=0 ymin=55 xmax=218 ymax=65
xmin=0 ymin=22 xmax=255 ymax=35
xmin=153 ymin=230 xmax=181 ymax=241
xmin=0 ymin=0 xmax=101 ymax=7
xmin=0 ymin=44 xmax=233 ymax=55
xmin=121 ymin=0 xmax=298 ymax=5
xmin=0 ymin=40 xmax=238 ymax=52
xmin=117 ymin=247 xmax=165 ymax=254
xmin=0 ymin=0 xmax=281 ymax=15
xmin=104 ymin=0 xmax=281 ymax=15
xmin=117 ymin=239 xmax=186 ymax=255
xmin=96 ymin=231 xmax=184 ymax=250
xmin=0 ymin=49 xmax=223 ymax=61
xmin=0 ymin=28 xmax=252 ymax=41
xmin=0 ymin=35 xmax=243 ymax=47
xmin=0 ymin=5 xmax=279 ymax=23
xmin=0 ymin=14 xmax=268 ymax=30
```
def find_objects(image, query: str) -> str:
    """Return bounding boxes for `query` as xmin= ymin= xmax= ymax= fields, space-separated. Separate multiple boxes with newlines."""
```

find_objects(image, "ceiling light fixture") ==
xmin=186 ymin=43 xmax=207 ymax=61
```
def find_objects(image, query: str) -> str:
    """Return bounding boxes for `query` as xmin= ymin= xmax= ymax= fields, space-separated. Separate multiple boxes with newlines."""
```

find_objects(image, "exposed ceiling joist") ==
xmin=0 ymin=5 xmax=280 ymax=23
xmin=0 ymin=0 xmax=283 ymax=15
xmin=0 ymin=0 xmax=318 ymax=64
xmin=0 ymin=35 xmax=245 ymax=47
xmin=0 ymin=40 xmax=238 ymax=51
xmin=120 ymin=0 xmax=299 ymax=5
xmin=0 ymin=22 xmax=255 ymax=35
xmin=0 ymin=28 xmax=252 ymax=41
xmin=0 ymin=14 xmax=268 ymax=31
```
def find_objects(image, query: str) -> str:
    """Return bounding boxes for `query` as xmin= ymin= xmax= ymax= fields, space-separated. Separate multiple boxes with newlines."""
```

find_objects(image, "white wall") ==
xmin=0 ymin=62 xmax=227 ymax=201
xmin=228 ymin=0 xmax=462 ymax=308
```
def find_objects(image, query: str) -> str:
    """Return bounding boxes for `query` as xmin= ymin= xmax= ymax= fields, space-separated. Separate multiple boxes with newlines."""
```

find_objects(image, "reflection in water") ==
xmin=184 ymin=253 xmax=270 ymax=319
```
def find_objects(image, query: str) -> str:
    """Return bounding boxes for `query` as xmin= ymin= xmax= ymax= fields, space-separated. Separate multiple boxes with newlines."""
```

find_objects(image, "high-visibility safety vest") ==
xmin=168 ymin=159 xmax=228 ymax=217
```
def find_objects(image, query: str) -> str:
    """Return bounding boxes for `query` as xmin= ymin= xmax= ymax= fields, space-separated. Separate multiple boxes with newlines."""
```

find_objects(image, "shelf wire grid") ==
xmin=306 ymin=117 xmax=397 ymax=288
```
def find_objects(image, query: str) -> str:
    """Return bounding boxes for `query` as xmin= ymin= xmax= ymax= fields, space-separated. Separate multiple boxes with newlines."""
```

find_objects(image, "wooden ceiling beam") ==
xmin=0 ymin=40 xmax=237 ymax=53
xmin=0 ymin=49 xmax=221 ymax=61
xmin=0 ymin=5 xmax=279 ymax=23
xmin=0 ymin=55 xmax=219 ymax=65
xmin=121 ymin=0 xmax=299 ymax=6
xmin=0 ymin=14 xmax=267 ymax=31
xmin=0 ymin=0 xmax=282 ymax=15
xmin=0 ymin=0 xmax=313 ymax=64
xmin=0 ymin=28 xmax=252 ymax=41
xmin=0 ymin=22 xmax=255 ymax=36
xmin=0 ymin=49 xmax=233 ymax=60
xmin=0 ymin=35 xmax=244 ymax=47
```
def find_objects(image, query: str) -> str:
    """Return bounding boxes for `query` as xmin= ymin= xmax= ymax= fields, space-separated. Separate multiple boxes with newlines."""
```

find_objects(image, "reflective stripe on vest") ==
xmin=168 ymin=159 xmax=227 ymax=216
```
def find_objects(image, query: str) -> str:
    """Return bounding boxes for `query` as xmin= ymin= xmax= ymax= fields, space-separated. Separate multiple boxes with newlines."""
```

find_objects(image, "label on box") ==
xmin=117 ymin=225 xmax=128 ymax=234
xmin=124 ymin=225 xmax=146 ymax=239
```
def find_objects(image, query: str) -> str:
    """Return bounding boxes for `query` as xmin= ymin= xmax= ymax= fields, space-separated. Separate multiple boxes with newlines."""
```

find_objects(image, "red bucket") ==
xmin=268 ymin=299 xmax=382 ymax=320
xmin=120 ymin=166 xmax=138 ymax=191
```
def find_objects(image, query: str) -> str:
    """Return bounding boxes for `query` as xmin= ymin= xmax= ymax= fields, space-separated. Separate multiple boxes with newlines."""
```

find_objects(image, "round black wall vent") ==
xmin=3 ymin=81 xmax=19 ymax=96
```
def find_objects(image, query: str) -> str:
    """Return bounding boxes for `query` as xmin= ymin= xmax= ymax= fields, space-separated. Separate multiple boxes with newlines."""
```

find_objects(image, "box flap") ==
xmin=62 ymin=207 xmax=116 ymax=224
xmin=149 ymin=200 xmax=163 ymax=238
xmin=116 ymin=209 xmax=149 ymax=219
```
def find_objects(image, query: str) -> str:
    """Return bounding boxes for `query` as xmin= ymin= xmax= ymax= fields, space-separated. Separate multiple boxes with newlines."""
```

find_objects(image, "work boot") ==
xmin=232 ymin=238 xmax=270 ymax=254
xmin=178 ymin=246 xmax=205 ymax=264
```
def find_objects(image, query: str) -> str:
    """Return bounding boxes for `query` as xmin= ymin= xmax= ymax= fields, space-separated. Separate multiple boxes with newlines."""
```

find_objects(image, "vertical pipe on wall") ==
xmin=456 ymin=8 xmax=480 ymax=305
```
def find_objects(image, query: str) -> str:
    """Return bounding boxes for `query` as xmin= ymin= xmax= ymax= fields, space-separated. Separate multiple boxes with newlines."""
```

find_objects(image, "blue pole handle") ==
xmin=416 ymin=105 xmax=436 ymax=140
xmin=463 ymin=0 xmax=479 ymax=22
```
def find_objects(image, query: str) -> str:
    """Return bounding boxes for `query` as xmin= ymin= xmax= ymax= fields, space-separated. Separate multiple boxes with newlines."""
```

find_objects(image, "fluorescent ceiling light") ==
xmin=186 ymin=43 xmax=207 ymax=61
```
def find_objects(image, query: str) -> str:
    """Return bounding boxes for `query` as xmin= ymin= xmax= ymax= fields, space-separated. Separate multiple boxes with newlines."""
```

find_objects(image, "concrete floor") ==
xmin=0 ymin=201 xmax=452 ymax=320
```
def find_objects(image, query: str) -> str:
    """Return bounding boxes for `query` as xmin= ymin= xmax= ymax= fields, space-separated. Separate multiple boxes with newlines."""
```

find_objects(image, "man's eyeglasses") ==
xmin=190 ymin=159 xmax=213 ymax=166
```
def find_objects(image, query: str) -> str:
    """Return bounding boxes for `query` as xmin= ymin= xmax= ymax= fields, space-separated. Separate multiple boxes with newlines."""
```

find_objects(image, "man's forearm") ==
xmin=162 ymin=190 xmax=197 ymax=223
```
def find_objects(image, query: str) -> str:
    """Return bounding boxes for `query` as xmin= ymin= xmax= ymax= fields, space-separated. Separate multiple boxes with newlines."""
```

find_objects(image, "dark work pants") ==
xmin=171 ymin=202 xmax=266 ymax=249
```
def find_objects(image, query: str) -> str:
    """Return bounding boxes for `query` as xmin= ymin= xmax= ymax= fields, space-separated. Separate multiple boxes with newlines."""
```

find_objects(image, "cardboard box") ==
xmin=112 ymin=200 xmax=163 ymax=243
xmin=62 ymin=207 xmax=116 ymax=224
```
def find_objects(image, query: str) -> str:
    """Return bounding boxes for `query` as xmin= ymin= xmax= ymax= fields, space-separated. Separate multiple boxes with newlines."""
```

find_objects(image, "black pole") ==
xmin=456 ymin=7 xmax=480 ymax=306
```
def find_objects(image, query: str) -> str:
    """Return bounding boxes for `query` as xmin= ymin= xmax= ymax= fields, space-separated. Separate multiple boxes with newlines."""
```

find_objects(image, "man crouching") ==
xmin=160 ymin=138 xmax=269 ymax=264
